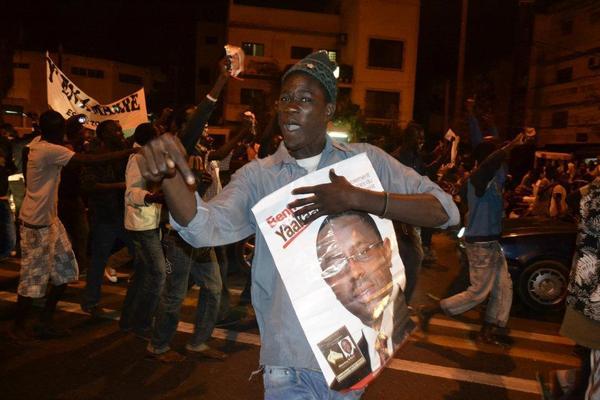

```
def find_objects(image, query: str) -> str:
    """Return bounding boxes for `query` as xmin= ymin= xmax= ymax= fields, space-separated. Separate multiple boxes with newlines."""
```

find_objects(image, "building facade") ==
xmin=3 ymin=50 xmax=163 ymax=125
xmin=216 ymin=0 xmax=420 ymax=133
xmin=526 ymin=0 xmax=600 ymax=148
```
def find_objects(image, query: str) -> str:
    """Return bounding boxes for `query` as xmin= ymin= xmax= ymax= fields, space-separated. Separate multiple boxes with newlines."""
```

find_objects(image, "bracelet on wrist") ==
xmin=380 ymin=192 xmax=390 ymax=218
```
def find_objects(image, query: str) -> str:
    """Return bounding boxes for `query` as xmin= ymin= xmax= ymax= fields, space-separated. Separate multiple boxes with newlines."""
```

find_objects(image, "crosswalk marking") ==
xmin=422 ymin=316 xmax=575 ymax=346
xmin=411 ymin=333 xmax=580 ymax=367
xmin=1 ymin=290 xmax=575 ymax=395
xmin=389 ymin=359 xmax=541 ymax=394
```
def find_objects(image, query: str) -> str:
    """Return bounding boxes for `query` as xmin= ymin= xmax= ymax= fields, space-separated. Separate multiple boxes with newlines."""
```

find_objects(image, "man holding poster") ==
xmin=137 ymin=50 xmax=459 ymax=399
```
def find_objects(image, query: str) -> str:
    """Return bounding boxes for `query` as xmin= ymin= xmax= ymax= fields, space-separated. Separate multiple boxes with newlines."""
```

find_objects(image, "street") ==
xmin=0 ymin=233 xmax=578 ymax=400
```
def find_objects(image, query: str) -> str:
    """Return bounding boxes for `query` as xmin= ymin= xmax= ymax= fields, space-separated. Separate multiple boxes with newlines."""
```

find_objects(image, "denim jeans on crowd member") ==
xmin=82 ymin=216 xmax=133 ymax=310
xmin=440 ymin=240 xmax=513 ymax=327
xmin=263 ymin=366 xmax=364 ymax=400
xmin=0 ymin=200 xmax=15 ymax=259
xmin=150 ymin=231 xmax=222 ymax=352
xmin=120 ymin=228 xmax=166 ymax=334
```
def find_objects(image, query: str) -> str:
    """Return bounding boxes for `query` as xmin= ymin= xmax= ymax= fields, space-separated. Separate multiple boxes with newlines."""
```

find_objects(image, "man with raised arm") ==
xmin=137 ymin=51 xmax=459 ymax=399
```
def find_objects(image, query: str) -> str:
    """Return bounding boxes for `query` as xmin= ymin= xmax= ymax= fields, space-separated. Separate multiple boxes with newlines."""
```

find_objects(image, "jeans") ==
xmin=120 ymin=228 xmax=166 ymax=334
xmin=0 ymin=200 xmax=15 ymax=259
xmin=83 ymin=216 xmax=133 ymax=309
xmin=215 ymin=245 xmax=230 ymax=321
xmin=441 ymin=241 xmax=513 ymax=327
xmin=150 ymin=232 xmax=222 ymax=352
xmin=263 ymin=366 xmax=364 ymax=400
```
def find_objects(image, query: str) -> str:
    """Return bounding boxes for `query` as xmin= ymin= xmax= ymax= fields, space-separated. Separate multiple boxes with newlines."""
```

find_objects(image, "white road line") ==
xmin=0 ymin=291 xmax=560 ymax=395
xmin=64 ymin=282 xmax=574 ymax=346
xmin=422 ymin=317 xmax=574 ymax=346
xmin=389 ymin=359 xmax=541 ymax=394
xmin=410 ymin=333 xmax=580 ymax=367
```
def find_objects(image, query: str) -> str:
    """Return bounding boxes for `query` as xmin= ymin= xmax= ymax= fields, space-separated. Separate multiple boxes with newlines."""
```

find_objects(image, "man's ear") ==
xmin=325 ymin=103 xmax=336 ymax=119
xmin=383 ymin=237 xmax=392 ymax=261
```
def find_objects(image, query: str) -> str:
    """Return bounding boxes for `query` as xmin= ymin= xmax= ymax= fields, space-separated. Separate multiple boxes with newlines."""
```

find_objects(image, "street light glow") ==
xmin=328 ymin=130 xmax=348 ymax=139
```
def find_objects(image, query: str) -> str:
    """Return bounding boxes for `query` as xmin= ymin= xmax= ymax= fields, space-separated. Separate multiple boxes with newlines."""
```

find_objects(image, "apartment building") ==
xmin=216 ymin=0 xmax=420 ymax=134
xmin=526 ymin=0 xmax=600 ymax=148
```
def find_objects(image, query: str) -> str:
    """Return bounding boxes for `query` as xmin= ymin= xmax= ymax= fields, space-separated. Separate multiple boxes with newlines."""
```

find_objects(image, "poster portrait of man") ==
xmin=316 ymin=210 xmax=414 ymax=389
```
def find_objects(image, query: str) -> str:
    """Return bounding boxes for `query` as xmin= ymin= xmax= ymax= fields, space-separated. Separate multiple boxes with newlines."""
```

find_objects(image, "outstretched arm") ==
xmin=180 ymin=61 xmax=230 ymax=153
xmin=470 ymin=133 xmax=526 ymax=197
xmin=137 ymin=133 xmax=197 ymax=226
xmin=288 ymin=170 xmax=449 ymax=227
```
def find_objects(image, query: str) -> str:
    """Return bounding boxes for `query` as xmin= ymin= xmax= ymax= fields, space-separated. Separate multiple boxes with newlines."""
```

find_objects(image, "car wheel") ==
xmin=518 ymin=260 xmax=569 ymax=312
xmin=235 ymin=236 xmax=255 ymax=272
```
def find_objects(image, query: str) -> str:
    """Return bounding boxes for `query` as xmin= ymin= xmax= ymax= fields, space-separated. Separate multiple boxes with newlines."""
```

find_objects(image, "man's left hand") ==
xmin=288 ymin=169 xmax=357 ymax=223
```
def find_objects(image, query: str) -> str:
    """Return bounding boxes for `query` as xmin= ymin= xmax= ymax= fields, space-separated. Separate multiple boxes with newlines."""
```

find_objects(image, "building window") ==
xmin=240 ymin=88 xmax=265 ymax=106
xmin=551 ymin=111 xmax=568 ymax=128
xmin=291 ymin=46 xmax=312 ymax=60
xmin=365 ymin=90 xmax=400 ymax=119
xmin=589 ymin=57 xmax=600 ymax=70
xmin=71 ymin=66 xmax=104 ymax=79
xmin=242 ymin=42 xmax=265 ymax=56
xmin=197 ymin=67 xmax=211 ymax=85
xmin=119 ymin=73 xmax=143 ymax=85
xmin=368 ymin=39 xmax=404 ymax=69
xmin=590 ymin=10 xmax=600 ymax=24
xmin=205 ymin=36 xmax=218 ymax=45
xmin=556 ymin=67 xmax=573 ymax=83
xmin=71 ymin=67 xmax=87 ymax=76
xmin=560 ymin=19 xmax=573 ymax=35
xmin=13 ymin=62 xmax=30 ymax=69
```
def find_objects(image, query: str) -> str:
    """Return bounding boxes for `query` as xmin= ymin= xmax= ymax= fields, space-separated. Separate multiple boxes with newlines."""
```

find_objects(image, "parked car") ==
xmin=237 ymin=217 xmax=577 ymax=313
xmin=459 ymin=217 xmax=577 ymax=312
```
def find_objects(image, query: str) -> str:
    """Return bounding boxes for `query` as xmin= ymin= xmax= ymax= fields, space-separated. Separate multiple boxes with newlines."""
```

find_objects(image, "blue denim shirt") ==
xmin=171 ymin=136 xmax=459 ymax=369
xmin=465 ymin=166 xmax=507 ymax=240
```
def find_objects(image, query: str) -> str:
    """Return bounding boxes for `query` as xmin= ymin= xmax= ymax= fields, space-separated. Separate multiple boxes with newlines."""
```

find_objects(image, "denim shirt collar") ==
xmin=263 ymin=135 xmax=351 ymax=169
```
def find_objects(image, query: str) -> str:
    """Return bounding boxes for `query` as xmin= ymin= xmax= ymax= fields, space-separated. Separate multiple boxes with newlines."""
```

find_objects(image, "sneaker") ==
xmin=104 ymin=267 xmax=118 ymax=283
xmin=185 ymin=343 xmax=227 ymax=360
xmin=475 ymin=323 xmax=511 ymax=348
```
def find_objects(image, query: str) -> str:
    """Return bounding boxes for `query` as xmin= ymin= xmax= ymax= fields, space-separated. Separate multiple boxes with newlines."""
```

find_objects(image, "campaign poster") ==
xmin=251 ymin=153 xmax=415 ymax=391
xmin=46 ymin=54 xmax=148 ymax=132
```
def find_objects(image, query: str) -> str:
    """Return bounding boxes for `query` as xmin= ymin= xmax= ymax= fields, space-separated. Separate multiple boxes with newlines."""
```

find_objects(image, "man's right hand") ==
xmin=138 ymin=133 xmax=195 ymax=186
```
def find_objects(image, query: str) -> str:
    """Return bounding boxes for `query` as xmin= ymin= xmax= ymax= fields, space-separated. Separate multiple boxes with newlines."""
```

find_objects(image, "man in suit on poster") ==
xmin=316 ymin=210 xmax=414 ymax=389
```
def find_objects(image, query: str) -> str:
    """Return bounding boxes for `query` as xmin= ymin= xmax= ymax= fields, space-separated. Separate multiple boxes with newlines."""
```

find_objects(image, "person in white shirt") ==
xmin=11 ymin=111 xmax=134 ymax=341
xmin=120 ymin=123 xmax=165 ymax=338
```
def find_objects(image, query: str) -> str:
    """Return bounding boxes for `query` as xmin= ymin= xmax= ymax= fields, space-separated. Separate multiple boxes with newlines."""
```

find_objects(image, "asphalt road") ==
xmin=0 ymin=234 xmax=577 ymax=399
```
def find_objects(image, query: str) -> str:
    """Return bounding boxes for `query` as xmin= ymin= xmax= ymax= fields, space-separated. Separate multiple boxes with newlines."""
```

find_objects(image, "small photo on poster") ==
xmin=318 ymin=326 xmax=367 ymax=384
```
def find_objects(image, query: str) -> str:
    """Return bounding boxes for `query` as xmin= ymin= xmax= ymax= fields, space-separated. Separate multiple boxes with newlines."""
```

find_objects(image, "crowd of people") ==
xmin=0 ymin=50 xmax=598 ymax=399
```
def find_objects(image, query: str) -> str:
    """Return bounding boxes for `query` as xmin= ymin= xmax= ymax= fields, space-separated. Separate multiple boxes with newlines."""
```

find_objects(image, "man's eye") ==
xmin=279 ymin=96 xmax=289 ymax=102
xmin=300 ymin=97 xmax=312 ymax=103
